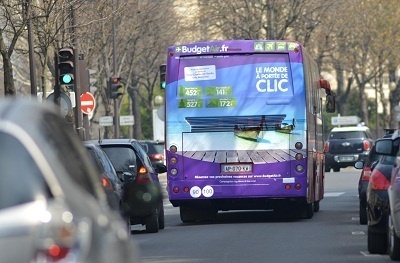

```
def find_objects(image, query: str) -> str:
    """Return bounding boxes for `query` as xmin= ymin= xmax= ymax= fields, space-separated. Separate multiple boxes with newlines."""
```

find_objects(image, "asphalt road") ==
xmin=131 ymin=167 xmax=394 ymax=263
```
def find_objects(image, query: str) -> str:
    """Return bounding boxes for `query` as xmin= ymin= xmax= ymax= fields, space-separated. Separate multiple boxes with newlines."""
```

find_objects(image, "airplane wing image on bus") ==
xmin=163 ymin=40 xmax=336 ymax=222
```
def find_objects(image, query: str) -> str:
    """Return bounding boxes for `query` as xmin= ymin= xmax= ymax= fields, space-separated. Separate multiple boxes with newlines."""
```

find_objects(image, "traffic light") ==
xmin=160 ymin=64 xmax=166 ymax=89
xmin=109 ymin=76 xmax=123 ymax=99
xmin=58 ymin=47 xmax=75 ymax=87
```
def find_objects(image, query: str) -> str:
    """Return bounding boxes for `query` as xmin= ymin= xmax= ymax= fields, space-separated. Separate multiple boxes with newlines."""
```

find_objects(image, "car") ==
xmin=138 ymin=140 xmax=165 ymax=168
xmin=355 ymin=129 xmax=395 ymax=225
xmin=84 ymin=141 xmax=123 ymax=212
xmin=0 ymin=99 xmax=139 ymax=263
xmin=324 ymin=126 xmax=374 ymax=172
xmin=388 ymin=152 xmax=400 ymax=260
xmin=92 ymin=139 xmax=167 ymax=233
xmin=355 ymin=144 xmax=382 ymax=225
xmin=375 ymin=131 xmax=400 ymax=260
xmin=365 ymin=154 xmax=395 ymax=254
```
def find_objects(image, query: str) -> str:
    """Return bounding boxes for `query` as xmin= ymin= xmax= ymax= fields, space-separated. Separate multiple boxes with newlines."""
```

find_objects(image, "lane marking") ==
xmin=324 ymin=192 xmax=345 ymax=197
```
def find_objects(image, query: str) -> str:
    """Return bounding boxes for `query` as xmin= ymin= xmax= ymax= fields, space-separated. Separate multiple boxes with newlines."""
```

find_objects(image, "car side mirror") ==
xmin=155 ymin=164 xmax=167 ymax=174
xmin=354 ymin=161 xmax=364 ymax=169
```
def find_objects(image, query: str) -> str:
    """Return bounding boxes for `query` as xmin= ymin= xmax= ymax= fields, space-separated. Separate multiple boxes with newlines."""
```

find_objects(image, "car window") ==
xmin=151 ymin=144 xmax=164 ymax=155
xmin=97 ymin=148 xmax=118 ymax=182
xmin=102 ymin=146 xmax=137 ymax=172
xmin=0 ymin=132 xmax=52 ymax=210
xmin=41 ymin=113 xmax=99 ymax=197
xmin=140 ymin=143 xmax=149 ymax=153
xmin=329 ymin=131 xmax=364 ymax=139
xmin=132 ymin=142 xmax=155 ymax=172
xmin=86 ymin=147 xmax=105 ymax=175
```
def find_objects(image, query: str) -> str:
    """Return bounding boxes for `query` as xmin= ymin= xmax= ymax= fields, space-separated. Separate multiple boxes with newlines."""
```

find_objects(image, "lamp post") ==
xmin=24 ymin=0 xmax=37 ymax=96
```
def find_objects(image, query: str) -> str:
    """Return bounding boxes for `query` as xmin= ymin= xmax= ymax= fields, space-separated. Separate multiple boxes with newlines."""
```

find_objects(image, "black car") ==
xmin=355 ymin=144 xmax=381 ymax=225
xmin=139 ymin=140 xmax=165 ymax=168
xmin=84 ymin=141 xmax=123 ymax=212
xmin=92 ymin=139 xmax=167 ymax=233
xmin=366 ymin=154 xmax=395 ymax=254
xmin=324 ymin=126 xmax=374 ymax=172
xmin=355 ymin=130 xmax=395 ymax=225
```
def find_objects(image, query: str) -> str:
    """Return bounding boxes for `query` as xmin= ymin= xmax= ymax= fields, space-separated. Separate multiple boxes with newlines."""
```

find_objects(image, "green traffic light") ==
xmin=161 ymin=82 xmax=166 ymax=89
xmin=62 ymin=74 xmax=73 ymax=84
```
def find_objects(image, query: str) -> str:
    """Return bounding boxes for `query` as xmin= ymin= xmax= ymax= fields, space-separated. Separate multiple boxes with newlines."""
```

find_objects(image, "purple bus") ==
xmin=164 ymin=40 xmax=335 ymax=222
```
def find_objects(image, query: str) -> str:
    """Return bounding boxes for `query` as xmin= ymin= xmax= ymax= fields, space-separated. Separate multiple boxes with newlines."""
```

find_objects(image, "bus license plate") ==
xmin=221 ymin=164 xmax=252 ymax=174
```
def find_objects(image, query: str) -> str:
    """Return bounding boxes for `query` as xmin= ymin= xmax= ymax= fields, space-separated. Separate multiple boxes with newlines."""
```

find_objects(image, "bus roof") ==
xmin=168 ymin=40 xmax=304 ymax=56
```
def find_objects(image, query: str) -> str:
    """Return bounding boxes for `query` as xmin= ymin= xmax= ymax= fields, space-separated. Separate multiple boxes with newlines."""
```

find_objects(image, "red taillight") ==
xmin=361 ymin=167 xmax=372 ymax=181
xmin=137 ymin=166 xmax=150 ymax=184
xmin=101 ymin=175 xmax=113 ymax=190
xmin=369 ymin=169 xmax=391 ymax=190
xmin=151 ymin=153 xmax=164 ymax=160
xmin=46 ymin=244 xmax=70 ymax=260
xmin=363 ymin=140 xmax=371 ymax=151
xmin=324 ymin=141 xmax=329 ymax=152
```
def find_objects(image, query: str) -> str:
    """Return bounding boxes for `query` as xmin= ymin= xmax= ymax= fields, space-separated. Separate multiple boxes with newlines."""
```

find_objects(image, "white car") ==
xmin=0 ymin=99 xmax=140 ymax=263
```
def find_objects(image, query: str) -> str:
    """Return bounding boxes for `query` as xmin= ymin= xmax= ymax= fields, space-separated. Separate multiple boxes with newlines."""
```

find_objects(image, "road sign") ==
xmin=120 ymin=115 xmax=134 ymax=126
xmin=331 ymin=116 xmax=360 ymax=125
xmin=80 ymin=92 xmax=96 ymax=115
xmin=46 ymin=92 xmax=72 ymax=118
xmin=99 ymin=116 xmax=113 ymax=126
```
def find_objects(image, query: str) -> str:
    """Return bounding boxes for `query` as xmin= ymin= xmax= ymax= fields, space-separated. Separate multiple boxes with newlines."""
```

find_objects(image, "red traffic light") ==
xmin=111 ymin=76 xmax=121 ymax=83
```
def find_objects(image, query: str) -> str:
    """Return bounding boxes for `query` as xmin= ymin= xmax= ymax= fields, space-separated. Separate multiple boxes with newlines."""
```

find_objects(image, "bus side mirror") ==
xmin=319 ymin=79 xmax=335 ymax=113
xmin=326 ymin=94 xmax=336 ymax=113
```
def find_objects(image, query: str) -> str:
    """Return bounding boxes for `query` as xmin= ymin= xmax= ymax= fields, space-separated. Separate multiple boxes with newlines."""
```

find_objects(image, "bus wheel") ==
xmin=313 ymin=200 xmax=320 ymax=212
xmin=325 ymin=165 xmax=330 ymax=172
xmin=333 ymin=166 xmax=340 ymax=172
xmin=304 ymin=202 xmax=314 ymax=219
xmin=180 ymin=206 xmax=196 ymax=223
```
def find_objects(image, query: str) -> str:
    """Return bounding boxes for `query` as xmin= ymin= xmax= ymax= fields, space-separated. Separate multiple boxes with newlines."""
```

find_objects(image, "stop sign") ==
xmin=80 ymin=92 xmax=96 ymax=114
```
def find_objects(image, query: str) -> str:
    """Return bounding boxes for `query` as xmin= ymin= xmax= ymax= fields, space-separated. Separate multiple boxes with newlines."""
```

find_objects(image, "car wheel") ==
xmin=388 ymin=215 xmax=400 ymax=260
xmin=145 ymin=209 xmax=159 ymax=233
xmin=359 ymin=202 xmax=367 ymax=225
xmin=158 ymin=205 xmax=165 ymax=230
xmin=368 ymin=226 xmax=387 ymax=254
xmin=333 ymin=166 xmax=340 ymax=172
xmin=324 ymin=165 xmax=330 ymax=172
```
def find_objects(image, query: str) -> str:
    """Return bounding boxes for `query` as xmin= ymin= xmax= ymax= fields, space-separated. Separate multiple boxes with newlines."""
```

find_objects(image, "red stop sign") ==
xmin=80 ymin=92 xmax=96 ymax=114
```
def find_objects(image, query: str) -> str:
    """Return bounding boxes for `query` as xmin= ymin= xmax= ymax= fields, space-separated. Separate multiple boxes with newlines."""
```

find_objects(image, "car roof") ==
xmin=87 ymin=138 xmax=139 ymax=145
xmin=330 ymin=126 xmax=370 ymax=132
xmin=138 ymin=140 xmax=164 ymax=144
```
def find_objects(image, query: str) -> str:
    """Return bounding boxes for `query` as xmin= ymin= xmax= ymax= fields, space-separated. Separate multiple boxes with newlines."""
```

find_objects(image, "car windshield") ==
xmin=102 ymin=146 xmax=137 ymax=172
xmin=330 ymin=131 xmax=365 ymax=139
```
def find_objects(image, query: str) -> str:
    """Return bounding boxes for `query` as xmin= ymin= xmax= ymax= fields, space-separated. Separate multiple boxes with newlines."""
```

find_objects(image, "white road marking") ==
xmin=324 ymin=192 xmax=345 ymax=197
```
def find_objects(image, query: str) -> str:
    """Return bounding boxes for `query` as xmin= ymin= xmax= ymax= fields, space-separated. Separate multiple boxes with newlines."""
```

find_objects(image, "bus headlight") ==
xmin=170 ymin=157 xmax=177 ymax=165
xmin=296 ymin=164 xmax=304 ymax=172
xmin=170 ymin=168 xmax=178 ymax=176
xmin=295 ymin=153 xmax=303 ymax=161
xmin=170 ymin=145 xmax=177 ymax=153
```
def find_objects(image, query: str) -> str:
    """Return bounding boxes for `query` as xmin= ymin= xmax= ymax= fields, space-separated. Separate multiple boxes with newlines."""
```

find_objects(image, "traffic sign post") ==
xmin=80 ymin=92 xmax=96 ymax=115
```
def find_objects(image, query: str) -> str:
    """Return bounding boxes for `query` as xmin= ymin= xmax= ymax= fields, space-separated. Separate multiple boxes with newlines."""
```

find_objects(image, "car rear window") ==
xmin=329 ymin=131 xmax=366 ymax=139
xmin=102 ymin=146 xmax=137 ymax=172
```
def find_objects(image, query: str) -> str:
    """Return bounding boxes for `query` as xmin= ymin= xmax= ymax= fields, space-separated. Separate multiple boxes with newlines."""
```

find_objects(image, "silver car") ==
xmin=0 ymin=99 xmax=139 ymax=263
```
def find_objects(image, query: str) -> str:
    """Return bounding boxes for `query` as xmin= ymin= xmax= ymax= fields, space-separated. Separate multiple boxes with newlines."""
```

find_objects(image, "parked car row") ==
xmin=355 ymin=129 xmax=400 ymax=260
xmin=0 ymin=99 xmax=140 ymax=263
